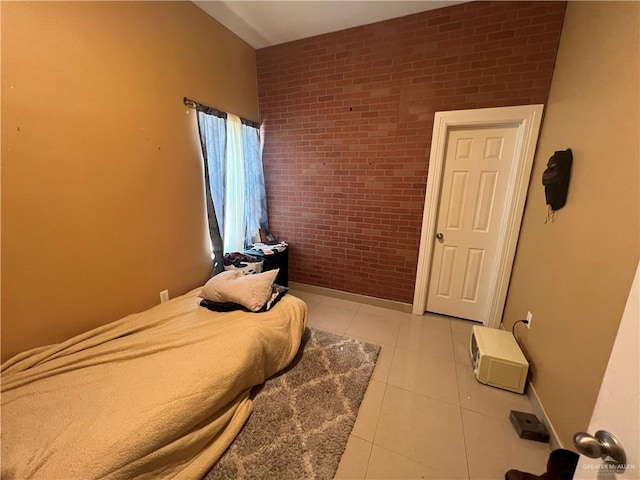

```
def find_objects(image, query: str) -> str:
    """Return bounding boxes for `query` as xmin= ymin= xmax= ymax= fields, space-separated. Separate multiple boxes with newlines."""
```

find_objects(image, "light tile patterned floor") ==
xmin=289 ymin=290 xmax=551 ymax=480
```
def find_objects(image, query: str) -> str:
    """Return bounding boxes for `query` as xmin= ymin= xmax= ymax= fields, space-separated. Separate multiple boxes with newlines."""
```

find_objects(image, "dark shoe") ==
xmin=505 ymin=469 xmax=546 ymax=480
xmin=546 ymin=449 xmax=579 ymax=479
xmin=505 ymin=449 xmax=579 ymax=480
xmin=505 ymin=469 xmax=564 ymax=480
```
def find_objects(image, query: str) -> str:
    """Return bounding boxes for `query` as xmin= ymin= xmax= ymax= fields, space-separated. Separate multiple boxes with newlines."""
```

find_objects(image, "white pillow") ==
xmin=200 ymin=269 xmax=280 ymax=312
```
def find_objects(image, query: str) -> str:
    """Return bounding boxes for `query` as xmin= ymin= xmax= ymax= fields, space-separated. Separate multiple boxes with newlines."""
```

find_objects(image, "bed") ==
xmin=1 ymin=284 xmax=307 ymax=479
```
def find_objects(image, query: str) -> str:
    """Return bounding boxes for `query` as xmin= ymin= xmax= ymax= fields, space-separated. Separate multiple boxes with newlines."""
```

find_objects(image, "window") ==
xmin=193 ymin=102 xmax=268 ymax=272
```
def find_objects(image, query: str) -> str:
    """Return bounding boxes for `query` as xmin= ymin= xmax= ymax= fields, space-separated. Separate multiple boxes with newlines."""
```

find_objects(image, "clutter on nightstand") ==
xmin=223 ymin=252 xmax=264 ymax=274
xmin=244 ymin=242 xmax=289 ymax=287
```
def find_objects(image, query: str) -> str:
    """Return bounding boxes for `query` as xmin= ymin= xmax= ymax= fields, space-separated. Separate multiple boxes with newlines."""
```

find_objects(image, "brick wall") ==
xmin=257 ymin=1 xmax=566 ymax=304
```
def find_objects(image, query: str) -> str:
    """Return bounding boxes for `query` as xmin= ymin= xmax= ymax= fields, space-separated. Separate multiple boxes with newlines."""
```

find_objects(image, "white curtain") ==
xmin=223 ymin=114 xmax=246 ymax=254
xmin=242 ymin=122 xmax=268 ymax=248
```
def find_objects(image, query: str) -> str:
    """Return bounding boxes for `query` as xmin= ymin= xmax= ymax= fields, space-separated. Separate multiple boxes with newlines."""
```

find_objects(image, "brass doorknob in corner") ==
xmin=435 ymin=232 xmax=444 ymax=241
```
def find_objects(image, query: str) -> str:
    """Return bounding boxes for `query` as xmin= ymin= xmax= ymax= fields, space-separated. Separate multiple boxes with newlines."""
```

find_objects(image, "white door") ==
xmin=574 ymin=263 xmax=639 ymax=479
xmin=426 ymin=125 xmax=519 ymax=321
xmin=413 ymin=105 xmax=543 ymax=326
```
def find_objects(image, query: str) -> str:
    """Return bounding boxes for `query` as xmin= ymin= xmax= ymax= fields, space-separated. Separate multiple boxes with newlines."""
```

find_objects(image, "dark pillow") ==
xmin=199 ymin=284 xmax=289 ymax=313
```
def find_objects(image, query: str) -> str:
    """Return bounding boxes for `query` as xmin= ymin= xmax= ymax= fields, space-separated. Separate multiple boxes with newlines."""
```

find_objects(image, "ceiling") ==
xmin=193 ymin=1 xmax=467 ymax=49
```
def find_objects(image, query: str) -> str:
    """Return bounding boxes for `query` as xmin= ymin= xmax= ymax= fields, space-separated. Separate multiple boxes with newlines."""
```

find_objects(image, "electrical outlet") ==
xmin=526 ymin=311 xmax=533 ymax=329
xmin=160 ymin=290 xmax=169 ymax=303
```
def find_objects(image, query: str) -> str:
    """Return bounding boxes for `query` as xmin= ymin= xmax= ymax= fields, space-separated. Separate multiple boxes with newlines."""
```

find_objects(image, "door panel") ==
xmin=436 ymin=246 xmax=457 ymax=297
xmin=473 ymin=171 xmax=498 ymax=232
xmin=447 ymin=172 xmax=468 ymax=228
xmin=461 ymin=248 xmax=484 ymax=301
xmin=575 ymin=264 xmax=639 ymax=478
xmin=426 ymin=126 xmax=518 ymax=321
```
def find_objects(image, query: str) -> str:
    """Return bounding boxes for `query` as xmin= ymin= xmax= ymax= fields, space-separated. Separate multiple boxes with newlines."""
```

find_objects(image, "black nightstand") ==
xmin=244 ymin=244 xmax=289 ymax=287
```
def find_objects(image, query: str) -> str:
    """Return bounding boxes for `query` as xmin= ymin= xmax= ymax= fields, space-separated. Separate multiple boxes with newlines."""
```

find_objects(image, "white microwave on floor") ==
xmin=470 ymin=325 xmax=529 ymax=394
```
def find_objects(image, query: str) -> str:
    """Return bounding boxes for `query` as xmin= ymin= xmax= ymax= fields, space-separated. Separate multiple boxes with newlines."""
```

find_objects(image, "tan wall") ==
xmin=503 ymin=2 xmax=639 ymax=448
xmin=1 ymin=1 xmax=258 ymax=361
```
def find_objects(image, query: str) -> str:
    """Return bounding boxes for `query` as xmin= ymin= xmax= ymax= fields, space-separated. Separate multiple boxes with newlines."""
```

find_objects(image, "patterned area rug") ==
xmin=204 ymin=327 xmax=380 ymax=480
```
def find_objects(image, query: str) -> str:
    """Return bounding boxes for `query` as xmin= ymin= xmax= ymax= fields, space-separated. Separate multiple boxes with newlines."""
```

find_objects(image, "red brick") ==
xmin=257 ymin=0 xmax=566 ymax=303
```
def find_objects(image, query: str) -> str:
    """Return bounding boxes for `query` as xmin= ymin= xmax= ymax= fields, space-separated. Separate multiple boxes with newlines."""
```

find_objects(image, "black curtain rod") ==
xmin=183 ymin=97 xmax=260 ymax=129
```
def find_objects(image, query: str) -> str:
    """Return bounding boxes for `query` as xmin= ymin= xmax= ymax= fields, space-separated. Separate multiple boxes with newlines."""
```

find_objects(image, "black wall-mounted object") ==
xmin=542 ymin=148 xmax=573 ymax=211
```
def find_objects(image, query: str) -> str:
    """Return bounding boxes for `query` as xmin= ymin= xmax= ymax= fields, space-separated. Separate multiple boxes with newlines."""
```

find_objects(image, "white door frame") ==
xmin=412 ymin=105 xmax=544 ymax=327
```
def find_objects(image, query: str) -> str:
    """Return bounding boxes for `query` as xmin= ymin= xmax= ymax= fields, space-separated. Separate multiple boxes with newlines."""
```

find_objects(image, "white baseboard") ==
xmin=527 ymin=381 xmax=563 ymax=451
xmin=499 ymin=323 xmax=563 ymax=451
xmin=289 ymin=281 xmax=413 ymax=314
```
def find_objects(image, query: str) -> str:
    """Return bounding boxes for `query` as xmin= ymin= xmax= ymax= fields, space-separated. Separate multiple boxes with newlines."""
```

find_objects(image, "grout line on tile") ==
xmin=455 ymin=354 xmax=466 ymax=406
xmin=457 ymin=403 xmax=473 ymax=480
xmin=343 ymin=308 xmax=358 ymax=333
xmin=369 ymin=381 xmax=389 ymax=448
xmin=361 ymin=438 xmax=374 ymax=480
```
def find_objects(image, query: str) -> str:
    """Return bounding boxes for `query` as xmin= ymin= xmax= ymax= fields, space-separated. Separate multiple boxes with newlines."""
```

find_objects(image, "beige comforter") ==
xmin=1 ymin=288 xmax=307 ymax=479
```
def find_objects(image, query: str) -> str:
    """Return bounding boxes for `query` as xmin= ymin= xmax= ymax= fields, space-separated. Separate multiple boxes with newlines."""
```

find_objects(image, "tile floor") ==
xmin=289 ymin=289 xmax=551 ymax=480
